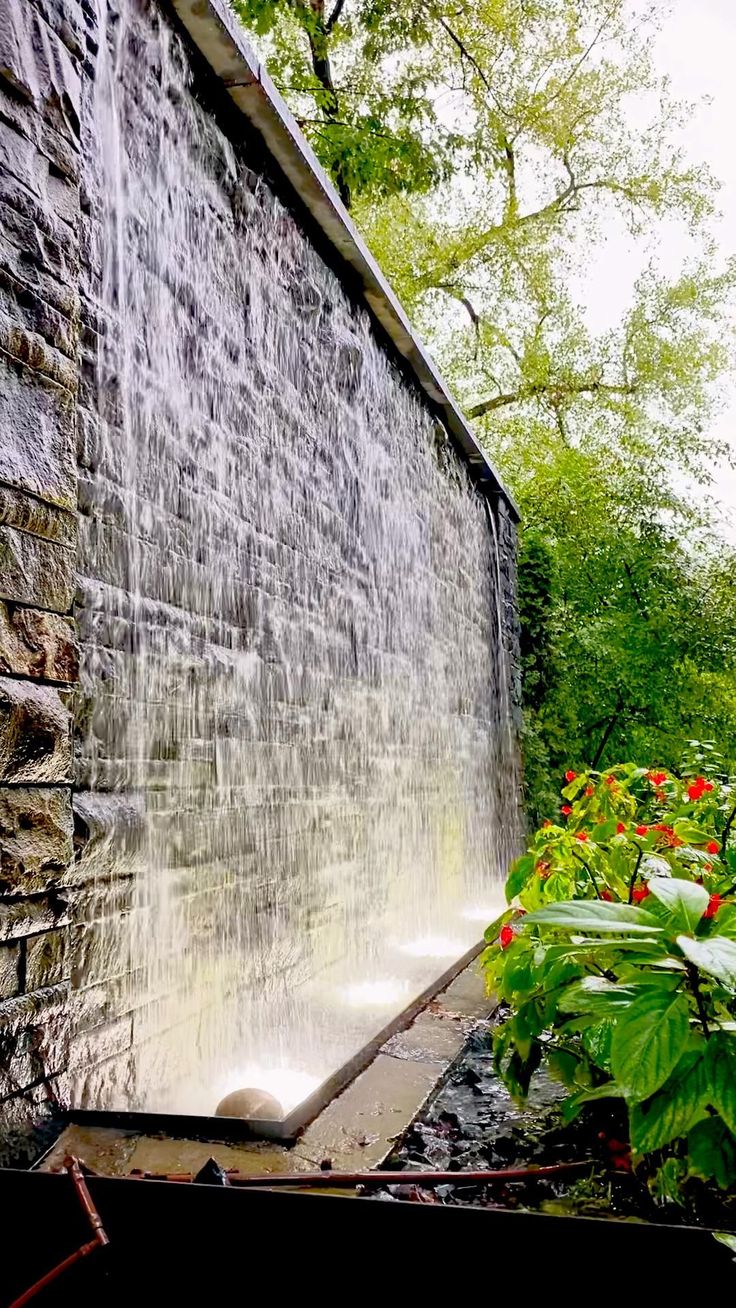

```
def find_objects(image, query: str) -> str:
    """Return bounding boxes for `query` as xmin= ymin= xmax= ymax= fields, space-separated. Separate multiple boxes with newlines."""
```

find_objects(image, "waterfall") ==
xmin=71 ymin=0 xmax=522 ymax=1116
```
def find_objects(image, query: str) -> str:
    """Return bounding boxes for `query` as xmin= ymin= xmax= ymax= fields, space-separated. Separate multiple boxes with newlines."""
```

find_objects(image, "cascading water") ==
xmin=71 ymin=0 xmax=522 ymax=1117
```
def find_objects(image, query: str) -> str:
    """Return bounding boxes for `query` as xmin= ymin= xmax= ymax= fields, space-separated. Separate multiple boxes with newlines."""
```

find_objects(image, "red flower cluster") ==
xmin=585 ymin=785 xmax=595 ymax=797
xmin=632 ymin=884 xmax=650 ymax=904
xmin=561 ymin=804 xmax=572 ymax=816
xmin=616 ymin=822 xmax=626 ymax=835
xmin=635 ymin=825 xmax=649 ymax=837
xmin=499 ymin=924 xmax=514 ymax=949
xmin=704 ymin=894 xmax=722 ymax=920
xmin=707 ymin=841 xmax=720 ymax=856
xmin=647 ymin=770 xmax=668 ymax=786
xmin=600 ymin=889 xmax=613 ymax=902
xmin=536 ymin=860 xmax=551 ymax=880
xmin=575 ymin=832 xmax=589 ymax=843
xmin=565 ymin=770 xmax=577 ymax=782
xmin=687 ymin=777 xmax=714 ymax=802
xmin=653 ymin=824 xmax=683 ymax=848
xmin=542 ymin=819 xmax=553 ymax=828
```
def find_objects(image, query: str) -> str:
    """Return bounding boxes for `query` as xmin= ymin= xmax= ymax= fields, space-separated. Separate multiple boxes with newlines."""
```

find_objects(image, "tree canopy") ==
xmin=233 ymin=0 xmax=736 ymax=815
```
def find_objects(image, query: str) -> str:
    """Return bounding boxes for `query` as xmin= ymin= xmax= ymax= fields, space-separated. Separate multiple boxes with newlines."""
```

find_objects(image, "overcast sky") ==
xmin=574 ymin=0 xmax=736 ymax=537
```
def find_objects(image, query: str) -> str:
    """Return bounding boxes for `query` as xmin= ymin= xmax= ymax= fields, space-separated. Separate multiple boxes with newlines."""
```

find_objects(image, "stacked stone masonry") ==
xmin=0 ymin=0 xmax=83 ymax=1144
xmin=0 ymin=0 xmax=520 ymax=1147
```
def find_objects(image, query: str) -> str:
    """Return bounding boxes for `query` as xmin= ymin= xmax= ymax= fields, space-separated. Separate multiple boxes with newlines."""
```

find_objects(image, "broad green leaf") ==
xmin=611 ymin=987 xmax=690 ymax=1100
xmin=525 ymin=900 xmax=663 ymax=934
xmin=673 ymin=822 xmax=712 ymax=844
xmin=630 ymin=1052 xmax=708 ymax=1154
xmin=714 ymin=1233 xmax=736 ymax=1256
xmin=677 ymin=935 xmax=736 ymax=990
xmin=590 ymin=819 xmax=619 ymax=842
xmin=647 ymin=877 xmax=709 ymax=931
xmin=505 ymin=855 xmax=535 ymax=903
xmin=558 ymin=977 xmax=638 ymax=1015
xmin=706 ymin=1032 xmax=736 ymax=1135
xmin=688 ymin=1117 xmax=736 ymax=1190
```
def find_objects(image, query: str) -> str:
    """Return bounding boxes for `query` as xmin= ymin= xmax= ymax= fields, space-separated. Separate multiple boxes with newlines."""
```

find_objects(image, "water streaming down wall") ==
xmin=66 ymin=0 xmax=523 ymax=1116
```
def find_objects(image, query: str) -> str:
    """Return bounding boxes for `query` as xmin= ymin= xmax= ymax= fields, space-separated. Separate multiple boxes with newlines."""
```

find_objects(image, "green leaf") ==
xmin=647 ymin=876 xmax=709 ymax=931
xmin=525 ymin=900 xmax=664 ymax=934
xmin=590 ymin=819 xmax=619 ymax=843
xmin=688 ymin=1117 xmax=736 ymax=1190
xmin=630 ymin=1052 xmax=708 ymax=1154
xmin=673 ymin=822 xmax=712 ymax=844
xmin=558 ymin=977 xmax=638 ymax=1015
xmin=713 ymin=1233 xmax=736 ymax=1256
xmin=561 ymin=1080 xmax=623 ymax=1122
xmin=706 ymin=1032 xmax=736 ymax=1135
xmin=611 ymin=987 xmax=690 ymax=1100
xmin=505 ymin=854 xmax=535 ymax=903
xmin=677 ymin=935 xmax=736 ymax=990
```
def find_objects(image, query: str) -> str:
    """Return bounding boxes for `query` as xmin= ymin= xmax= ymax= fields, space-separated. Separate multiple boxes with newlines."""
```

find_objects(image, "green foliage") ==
xmin=483 ymin=760 xmax=736 ymax=1197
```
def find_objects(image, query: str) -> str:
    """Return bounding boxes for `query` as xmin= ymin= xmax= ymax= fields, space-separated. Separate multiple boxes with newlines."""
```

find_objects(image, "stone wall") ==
xmin=0 ymin=0 xmax=84 ymax=1151
xmin=0 ymin=0 xmax=522 ymax=1145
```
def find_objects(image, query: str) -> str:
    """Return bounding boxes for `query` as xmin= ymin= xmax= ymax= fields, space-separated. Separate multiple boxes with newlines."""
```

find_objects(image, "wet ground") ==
xmin=380 ymin=1019 xmax=736 ymax=1231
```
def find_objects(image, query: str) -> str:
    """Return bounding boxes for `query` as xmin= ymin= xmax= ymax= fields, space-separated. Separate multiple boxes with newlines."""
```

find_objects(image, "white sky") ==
xmin=574 ymin=0 xmax=736 ymax=536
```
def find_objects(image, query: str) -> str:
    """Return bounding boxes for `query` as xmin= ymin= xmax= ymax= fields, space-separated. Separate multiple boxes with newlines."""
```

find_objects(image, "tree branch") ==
xmin=325 ymin=0 xmax=346 ymax=31
xmin=468 ymin=378 xmax=635 ymax=419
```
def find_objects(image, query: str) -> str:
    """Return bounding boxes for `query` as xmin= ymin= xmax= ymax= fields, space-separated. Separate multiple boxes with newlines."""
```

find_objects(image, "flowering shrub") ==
xmin=483 ymin=762 xmax=736 ymax=1198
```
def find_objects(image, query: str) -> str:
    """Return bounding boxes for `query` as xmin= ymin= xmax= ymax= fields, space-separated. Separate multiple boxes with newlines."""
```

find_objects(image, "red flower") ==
xmin=704 ymin=781 xmax=714 ymax=792
xmin=605 ymin=776 xmax=616 ymax=787
xmin=647 ymin=771 xmax=668 ymax=786
xmin=600 ymin=889 xmax=613 ymax=901
xmin=632 ymin=884 xmax=650 ymax=903
xmin=616 ymin=822 xmax=626 ymax=835
xmin=703 ymin=862 xmax=713 ymax=873
xmin=635 ymin=825 xmax=649 ymax=837
xmin=576 ymin=831 xmax=589 ymax=842
xmin=565 ymin=770 xmax=577 ymax=782
xmin=704 ymin=894 xmax=722 ymax=920
xmin=499 ymin=924 xmax=514 ymax=949
xmin=688 ymin=777 xmax=707 ymax=802
xmin=655 ymin=789 xmax=666 ymax=802
xmin=706 ymin=841 xmax=720 ymax=856
xmin=561 ymin=805 xmax=572 ymax=816
xmin=542 ymin=819 xmax=552 ymax=828
xmin=585 ymin=785 xmax=595 ymax=797
xmin=536 ymin=860 xmax=551 ymax=879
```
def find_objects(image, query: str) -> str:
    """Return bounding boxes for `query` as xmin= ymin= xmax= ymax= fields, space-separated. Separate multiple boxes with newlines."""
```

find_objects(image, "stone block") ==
xmin=0 ymin=353 xmax=76 ymax=511
xmin=0 ymin=0 xmax=81 ymax=141
xmin=0 ymin=313 xmax=76 ymax=392
xmin=0 ymin=983 xmax=69 ymax=1098
xmin=0 ymin=484 xmax=75 ymax=546
xmin=0 ymin=942 xmax=20 ymax=1000
xmin=0 ymin=603 xmax=78 ymax=682
xmin=0 ymin=525 xmax=75 ymax=611
xmin=0 ymin=678 xmax=72 ymax=783
xmin=0 ymin=895 xmax=71 ymax=943
xmin=25 ymin=926 xmax=69 ymax=990
xmin=0 ymin=787 xmax=73 ymax=894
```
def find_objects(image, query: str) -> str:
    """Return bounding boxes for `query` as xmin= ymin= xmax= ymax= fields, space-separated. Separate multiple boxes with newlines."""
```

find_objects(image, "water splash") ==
xmin=71 ymin=0 xmax=522 ymax=1115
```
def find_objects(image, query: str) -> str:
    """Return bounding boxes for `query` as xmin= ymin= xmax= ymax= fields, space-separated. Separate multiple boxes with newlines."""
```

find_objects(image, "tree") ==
xmin=233 ymin=0 xmax=736 ymax=810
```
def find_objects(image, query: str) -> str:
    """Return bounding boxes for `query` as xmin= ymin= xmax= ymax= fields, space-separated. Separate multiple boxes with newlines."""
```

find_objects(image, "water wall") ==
xmin=0 ymin=0 xmax=521 ymax=1140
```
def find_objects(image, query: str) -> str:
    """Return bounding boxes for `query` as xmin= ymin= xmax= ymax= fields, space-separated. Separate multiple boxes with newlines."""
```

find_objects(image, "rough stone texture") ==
xmin=0 ymin=0 xmax=80 ymax=1154
xmin=0 ymin=525 xmax=75 ymax=611
xmin=0 ymin=603 xmax=78 ymax=682
xmin=0 ymin=787 xmax=74 ymax=894
xmin=0 ymin=678 xmax=72 ymax=783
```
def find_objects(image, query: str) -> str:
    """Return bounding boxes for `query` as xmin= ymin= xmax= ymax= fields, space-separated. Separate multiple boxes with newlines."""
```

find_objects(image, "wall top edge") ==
xmin=168 ymin=0 xmax=520 ymax=522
